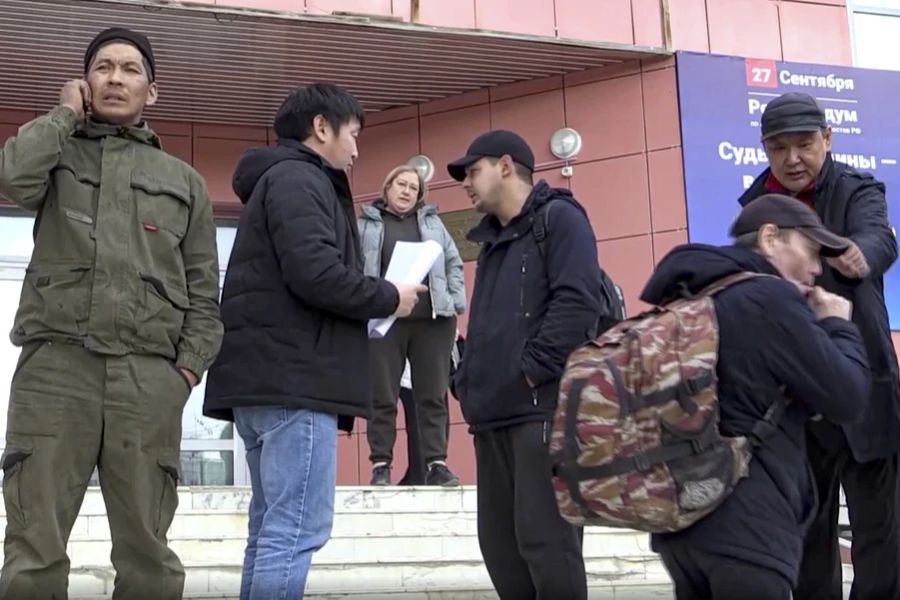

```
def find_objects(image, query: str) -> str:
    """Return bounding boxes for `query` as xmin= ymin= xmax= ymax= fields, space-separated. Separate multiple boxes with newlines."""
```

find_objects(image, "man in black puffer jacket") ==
xmin=203 ymin=84 xmax=423 ymax=599
xmin=448 ymin=130 xmax=610 ymax=600
xmin=644 ymin=194 xmax=870 ymax=600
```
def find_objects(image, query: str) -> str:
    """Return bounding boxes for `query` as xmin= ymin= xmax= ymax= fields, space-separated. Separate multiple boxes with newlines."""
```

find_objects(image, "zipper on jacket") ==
xmin=430 ymin=288 xmax=436 ymax=319
xmin=419 ymin=211 xmax=438 ymax=319
xmin=428 ymin=257 xmax=436 ymax=318
xmin=375 ymin=219 xmax=385 ymax=275
xmin=417 ymin=210 xmax=448 ymax=319
xmin=519 ymin=254 xmax=527 ymax=312
xmin=532 ymin=387 xmax=539 ymax=406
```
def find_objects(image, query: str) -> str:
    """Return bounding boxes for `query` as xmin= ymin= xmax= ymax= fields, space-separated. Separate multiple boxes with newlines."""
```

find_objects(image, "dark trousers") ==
xmin=474 ymin=421 xmax=587 ymax=600
xmin=397 ymin=388 xmax=451 ymax=485
xmin=795 ymin=421 xmax=900 ymax=600
xmin=368 ymin=316 xmax=456 ymax=466
xmin=659 ymin=544 xmax=791 ymax=600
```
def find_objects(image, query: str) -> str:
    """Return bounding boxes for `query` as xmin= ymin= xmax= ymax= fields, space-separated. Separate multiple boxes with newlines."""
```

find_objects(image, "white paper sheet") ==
xmin=367 ymin=240 xmax=443 ymax=338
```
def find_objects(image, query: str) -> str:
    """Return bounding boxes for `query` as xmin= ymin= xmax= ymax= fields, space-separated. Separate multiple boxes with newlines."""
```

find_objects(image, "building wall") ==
xmin=345 ymin=56 xmax=686 ymax=484
xmin=194 ymin=0 xmax=852 ymax=66
xmin=0 ymin=0 xmax=858 ymax=484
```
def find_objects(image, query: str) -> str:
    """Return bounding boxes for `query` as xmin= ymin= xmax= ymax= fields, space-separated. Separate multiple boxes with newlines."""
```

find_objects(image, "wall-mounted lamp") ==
xmin=549 ymin=127 xmax=582 ymax=178
xmin=407 ymin=154 xmax=435 ymax=182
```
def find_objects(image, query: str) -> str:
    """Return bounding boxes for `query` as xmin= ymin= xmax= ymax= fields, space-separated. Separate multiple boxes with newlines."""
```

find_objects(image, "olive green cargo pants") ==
xmin=0 ymin=340 xmax=191 ymax=600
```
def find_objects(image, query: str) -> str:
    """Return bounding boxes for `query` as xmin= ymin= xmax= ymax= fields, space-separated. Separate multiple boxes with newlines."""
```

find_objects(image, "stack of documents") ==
xmin=367 ymin=240 xmax=443 ymax=338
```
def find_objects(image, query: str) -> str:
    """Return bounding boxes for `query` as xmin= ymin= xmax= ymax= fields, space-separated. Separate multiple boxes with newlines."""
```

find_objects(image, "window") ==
xmin=179 ymin=224 xmax=242 ymax=484
xmin=850 ymin=1 xmax=900 ymax=70
xmin=0 ymin=216 xmax=246 ymax=485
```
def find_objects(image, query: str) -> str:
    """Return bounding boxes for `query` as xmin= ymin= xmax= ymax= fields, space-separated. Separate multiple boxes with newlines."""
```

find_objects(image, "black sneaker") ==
xmin=370 ymin=465 xmax=391 ymax=486
xmin=426 ymin=463 xmax=460 ymax=487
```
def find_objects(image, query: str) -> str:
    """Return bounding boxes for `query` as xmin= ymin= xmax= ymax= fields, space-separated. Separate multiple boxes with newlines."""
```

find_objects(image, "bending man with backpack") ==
xmin=446 ymin=130 xmax=618 ymax=599
xmin=636 ymin=194 xmax=869 ymax=599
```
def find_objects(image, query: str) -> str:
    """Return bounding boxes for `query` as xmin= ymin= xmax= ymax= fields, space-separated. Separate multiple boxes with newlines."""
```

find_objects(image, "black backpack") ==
xmin=532 ymin=200 xmax=626 ymax=329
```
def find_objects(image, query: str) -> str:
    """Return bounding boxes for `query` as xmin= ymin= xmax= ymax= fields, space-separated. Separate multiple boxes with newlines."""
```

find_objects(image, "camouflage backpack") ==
xmin=549 ymin=272 xmax=787 ymax=533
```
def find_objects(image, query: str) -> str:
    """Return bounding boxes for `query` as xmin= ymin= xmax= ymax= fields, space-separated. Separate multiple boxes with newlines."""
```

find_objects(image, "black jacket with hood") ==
xmin=452 ymin=181 xmax=608 ymax=431
xmin=740 ymin=155 xmax=900 ymax=462
xmin=203 ymin=139 xmax=399 ymax=430
xmin=643 ymin=244 xmax=869 ymax=584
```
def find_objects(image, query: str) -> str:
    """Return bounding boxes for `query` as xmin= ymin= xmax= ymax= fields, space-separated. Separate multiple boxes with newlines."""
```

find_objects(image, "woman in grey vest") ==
xmin=358 ymin=165 xmax=466 ymax=486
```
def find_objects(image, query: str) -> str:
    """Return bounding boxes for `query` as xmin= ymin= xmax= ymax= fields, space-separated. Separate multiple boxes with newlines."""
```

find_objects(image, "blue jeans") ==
xmin=234 ymin=406 xmax=338 ymax=600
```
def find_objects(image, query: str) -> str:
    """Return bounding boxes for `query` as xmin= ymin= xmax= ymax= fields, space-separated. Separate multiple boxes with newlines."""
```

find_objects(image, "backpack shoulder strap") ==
xmin=698 ymin=273 xmax=791 ymax=448
xmin=531 ymin=199 xmax=556 ymax=255
xmin=531 ymin=199 xmax=626 ymax=325
xmin=696 ymin=272 xmax=775 ymax=298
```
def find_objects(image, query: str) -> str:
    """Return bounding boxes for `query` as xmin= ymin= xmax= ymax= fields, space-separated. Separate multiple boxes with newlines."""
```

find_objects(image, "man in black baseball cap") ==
xmin=739 ymin=90 xmax=900 ymax=600
xmin=447 ymin=129 xmax=538 ymax=221
xmin=447 ymin=129 xmax=535 ymax=182
xmin=642 ymin=181 xmax=867 ymax=600
xmin=730 ymin=193 xmax=851 ymax=295
xmin=731 ymin=193 xmax=849 ymax=257
xmin=447 ymin=130 xmax=613 ymax=599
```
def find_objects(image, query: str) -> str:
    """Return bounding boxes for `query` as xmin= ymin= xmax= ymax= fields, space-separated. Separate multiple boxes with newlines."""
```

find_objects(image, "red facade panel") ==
xmin=667 ymin=0 xmax=710 ymax=53
xmin=473 ymin=0 xmax=557 ymax=37
xmin=419 ymin=105 xmax=492 ymax=179
xmin=555 ymin=0 xmax=634 ymax=45
xmin=354 ymin=117 xmax=421 ymax=198
xmin=706 ymin=0 xmax=783 ymax=60
xmin=573 ymin=154 xmax=652 ymax=241
xmin=489 ymin=90 xmax=566 ymax=166
xmin=632 ymin=0 xmax=666 ymax=47
xmin=648 ymin=147 xmax=688 ymax=232
xmin=642 ymin=67 xmax=681 ymax=151
xmin=564 ymin=74 xmax=646 ymax=162
xmin=598 ymin=235 xmax=655 ymax=314
xmin=193 ymin=137 xmax=256 ymax=207
xmin=652 ymin=229 xmax=689 ymax=265
xmin=416 ymin=0 xmax=477 ymax=29
xmin=779 ymin=2 xmax=853 ymax=65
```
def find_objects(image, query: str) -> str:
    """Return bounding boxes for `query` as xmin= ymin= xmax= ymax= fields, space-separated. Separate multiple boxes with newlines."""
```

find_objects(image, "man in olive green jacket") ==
xmin=0 ymin=28 xmax=222 ymax=600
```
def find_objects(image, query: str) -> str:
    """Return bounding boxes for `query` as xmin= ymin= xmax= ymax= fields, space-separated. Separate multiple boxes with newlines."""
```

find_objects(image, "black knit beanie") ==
xmin=84 ymin=27 xmax=155 ymax=82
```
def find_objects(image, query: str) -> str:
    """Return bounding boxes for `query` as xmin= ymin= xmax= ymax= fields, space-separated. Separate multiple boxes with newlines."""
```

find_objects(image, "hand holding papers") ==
xmin=368 ymin=240 xmax=443 ymax=338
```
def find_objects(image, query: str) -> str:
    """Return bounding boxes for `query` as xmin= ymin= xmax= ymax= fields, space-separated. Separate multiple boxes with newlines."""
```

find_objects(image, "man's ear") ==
xmin=312 ymin=114 xmax=331 ymax=144
xmin=498 ymin=155 xmax=514 ymax=178
xmin=758 ymin=223 xmax=779 ymax=257
xmin=145 ymin=81 xmax=159 ymax=107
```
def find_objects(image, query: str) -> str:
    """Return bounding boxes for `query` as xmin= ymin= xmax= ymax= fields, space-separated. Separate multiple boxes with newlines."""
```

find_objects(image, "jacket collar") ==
xmin=75 ymin=117 xmax=161 ymax=148
xmin=277 ymin=138 xmax=354 ymax=204
xmin=360 ymin=199 xmax=437 ymax=222
xmin=739 ymin=153 xmax=836 ymax=208
xmin=467 ymin=180 xmax=553 ymax=245
xmin=813 ymin=154 xmax=836 ymax=197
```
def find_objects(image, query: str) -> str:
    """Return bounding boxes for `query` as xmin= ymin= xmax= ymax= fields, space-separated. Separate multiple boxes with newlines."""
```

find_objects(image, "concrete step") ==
xmin=42 ymin=532 xmax=657 ymax=574
xmin=64 ymin=562 xmax=673 ymax=599
xmin=69 ymin=580 xmax=677 ymax=600
xmin=0 ymin=486 xmax=480 ymax=517
xmin=58 ymin=509 xmax=479 ymax=541
xmin=0 ymin=486 xmax=852 ymax=599
xmin=43 ymin=529 xmax=654 ymax=568
xmin=0 ymin=486 xmax=667 ymax=598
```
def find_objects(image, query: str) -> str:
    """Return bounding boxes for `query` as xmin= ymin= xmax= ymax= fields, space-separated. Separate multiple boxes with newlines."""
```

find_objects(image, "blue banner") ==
xmin=676 ymin=51 xmax=900 ymax=327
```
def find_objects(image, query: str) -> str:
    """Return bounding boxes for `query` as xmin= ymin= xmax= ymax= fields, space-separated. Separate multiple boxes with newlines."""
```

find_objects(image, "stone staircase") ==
xmin=0 ymin=486 xmax=674 ymax=599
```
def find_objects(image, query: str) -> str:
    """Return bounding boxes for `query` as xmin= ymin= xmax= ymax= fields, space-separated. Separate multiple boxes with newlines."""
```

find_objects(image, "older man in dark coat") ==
xmin=739 ymin=91 xmax=900 ymax=600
